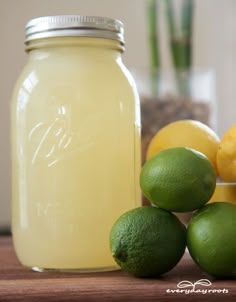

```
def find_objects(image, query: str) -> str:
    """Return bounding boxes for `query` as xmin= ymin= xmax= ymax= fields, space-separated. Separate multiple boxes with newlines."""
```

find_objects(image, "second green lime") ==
xmin=140 ymin=147 xmax=216 ymax=212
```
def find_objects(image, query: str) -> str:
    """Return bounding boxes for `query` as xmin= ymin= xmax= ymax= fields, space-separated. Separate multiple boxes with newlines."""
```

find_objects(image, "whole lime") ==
xmin=140 ymin=147 xmax=216 ymax=212
xmin=187 ymin=202 xmax=236 ymax=278
xmin=110 ymin=206 xmax=186 ymax=277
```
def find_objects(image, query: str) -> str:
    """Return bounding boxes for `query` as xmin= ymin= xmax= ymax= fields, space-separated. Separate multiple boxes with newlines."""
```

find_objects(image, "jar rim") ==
xmin=25 ymin=15 xmax=125 ymax=45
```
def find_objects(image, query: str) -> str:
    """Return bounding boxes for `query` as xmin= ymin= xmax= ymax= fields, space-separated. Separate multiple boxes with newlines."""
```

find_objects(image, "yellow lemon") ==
xmin=209 ymin=183 xmax=236 ymax=204
xmin=216 ymin=124 xmax=236 ymax=181
xmin=146 ymin=120 xmax=220 ymax=173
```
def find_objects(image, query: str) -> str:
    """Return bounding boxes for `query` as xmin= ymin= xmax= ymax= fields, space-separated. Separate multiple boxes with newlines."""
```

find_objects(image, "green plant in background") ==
xmin=147 ymin=0 xmax=160 ymax=95
xmin=147 ymin=0 xmax=160 ymax=73
xmin=147 ymin=0 xmax=194 ymax=95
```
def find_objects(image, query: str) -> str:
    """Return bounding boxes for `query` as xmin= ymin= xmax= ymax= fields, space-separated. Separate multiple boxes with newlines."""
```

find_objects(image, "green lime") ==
xmin=140 ymin=147 xmax=216 ymax=212
xmin=187 ymin=202 xmax=236 ymax=278
xmin=109 ymin=206 xmax=186 ymax=277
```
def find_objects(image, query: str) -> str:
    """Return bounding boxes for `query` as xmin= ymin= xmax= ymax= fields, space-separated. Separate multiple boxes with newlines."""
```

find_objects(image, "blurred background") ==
xmin=1 ymin=0 xmax=236 ymax=229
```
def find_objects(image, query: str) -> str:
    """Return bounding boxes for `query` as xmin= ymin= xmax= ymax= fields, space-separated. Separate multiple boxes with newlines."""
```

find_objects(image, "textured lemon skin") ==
xmin=146 ymin=120 xmax=220 ymax=173
xmin=217 ymin=124 xmax=236 ymax=181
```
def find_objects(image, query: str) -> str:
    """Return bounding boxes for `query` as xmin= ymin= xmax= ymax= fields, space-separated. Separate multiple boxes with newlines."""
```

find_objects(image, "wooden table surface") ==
xmin=0 ymin=236 xmax=235 ymax=302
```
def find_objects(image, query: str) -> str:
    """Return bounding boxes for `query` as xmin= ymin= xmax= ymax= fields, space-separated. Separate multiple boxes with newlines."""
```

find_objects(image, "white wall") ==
xmin=1 ymin=0 xmax=236 ymax=228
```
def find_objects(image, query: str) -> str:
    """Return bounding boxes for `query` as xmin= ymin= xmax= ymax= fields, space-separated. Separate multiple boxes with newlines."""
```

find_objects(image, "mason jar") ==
xmin=11 ymin=15 xmax=141 ymax=272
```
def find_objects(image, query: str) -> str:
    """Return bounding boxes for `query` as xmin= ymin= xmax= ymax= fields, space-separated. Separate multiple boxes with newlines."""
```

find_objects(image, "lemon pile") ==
xmin=110 ymin=120 xmax=236 ymax=279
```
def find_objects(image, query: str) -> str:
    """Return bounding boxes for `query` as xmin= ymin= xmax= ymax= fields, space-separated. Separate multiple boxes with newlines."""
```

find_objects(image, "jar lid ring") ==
xmin=25 ymin=15 xmax=125 ymax=45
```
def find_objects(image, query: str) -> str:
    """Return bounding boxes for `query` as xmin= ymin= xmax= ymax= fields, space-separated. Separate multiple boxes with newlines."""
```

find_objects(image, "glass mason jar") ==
xmin=11 ymin=15 xmax=141 ymax=272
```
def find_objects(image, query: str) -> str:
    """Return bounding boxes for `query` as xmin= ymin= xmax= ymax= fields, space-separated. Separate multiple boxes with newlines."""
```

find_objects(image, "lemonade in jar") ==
xmin=11 ymin=15 xmax=141 ymax=272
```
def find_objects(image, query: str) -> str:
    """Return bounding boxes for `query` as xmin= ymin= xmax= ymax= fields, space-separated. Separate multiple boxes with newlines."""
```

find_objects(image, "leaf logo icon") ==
xmin=177 ymin=280 xmax=194 ymax=288
xmin=177 ymin=279 xmax=212 ymax=290
xmin=194 ymin=279 xmax=212 ymax=287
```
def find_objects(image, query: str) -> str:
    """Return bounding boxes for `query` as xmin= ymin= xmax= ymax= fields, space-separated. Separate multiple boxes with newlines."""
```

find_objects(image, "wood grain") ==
xmin=0 ymin=236 xmax=235 ymax=302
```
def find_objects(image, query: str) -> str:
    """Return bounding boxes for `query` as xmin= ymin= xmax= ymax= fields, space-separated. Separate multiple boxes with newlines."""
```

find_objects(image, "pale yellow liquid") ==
xmin=11 ymin=38 xmax=141 ymax=271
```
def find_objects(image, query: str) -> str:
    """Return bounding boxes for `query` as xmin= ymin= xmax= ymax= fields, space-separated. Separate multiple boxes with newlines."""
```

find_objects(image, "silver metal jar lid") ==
xmin=25 ymin=15 xmax=125 ymax=45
